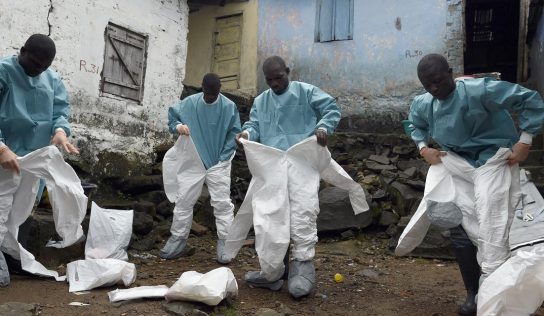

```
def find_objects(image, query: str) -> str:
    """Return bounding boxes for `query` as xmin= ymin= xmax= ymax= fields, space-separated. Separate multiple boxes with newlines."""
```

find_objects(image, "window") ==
xmin=316 ymin=0 xmax=354 ymax=42
xmin=101 ymin=23 xmax=148 ymax=102
xmin=472 ymin=9 xmax=494 ymax=42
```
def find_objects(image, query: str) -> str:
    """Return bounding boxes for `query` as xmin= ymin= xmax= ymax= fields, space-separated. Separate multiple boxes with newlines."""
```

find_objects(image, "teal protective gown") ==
xmin=243 ymin=81 xmax=341 ymax=151
xmin=168 ymin=93 xmax=241 ymax=169
xmin=409 ymin=78 xmax=544 ymax=167
xmin=0 ymin=56 xmax=71 ymax=156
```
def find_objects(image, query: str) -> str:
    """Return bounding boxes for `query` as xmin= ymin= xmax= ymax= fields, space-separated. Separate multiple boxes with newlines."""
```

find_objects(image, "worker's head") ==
xmin=201 ymin=73 xmax=221 ymax=104
xmin=263 ymin=56 xmax=290 ymax=95
xmin=417 ymin=54 xmax=455 ymax=100
xmin=18 ymin=34 xmax=56 ymax=77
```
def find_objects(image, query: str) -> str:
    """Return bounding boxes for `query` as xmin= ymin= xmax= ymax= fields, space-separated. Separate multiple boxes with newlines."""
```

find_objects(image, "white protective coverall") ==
xmin=477 ymin=170 xmax=544 ymax=315
xmin=162 ymin=136 xmax=234 ymax=240
xmin=395 ymin=148 xmax=521 ymax=279
xmin=223 ymin=137 xmax=369 ymax=281
xmin=0 ymin=145 xmax=87 ymax=280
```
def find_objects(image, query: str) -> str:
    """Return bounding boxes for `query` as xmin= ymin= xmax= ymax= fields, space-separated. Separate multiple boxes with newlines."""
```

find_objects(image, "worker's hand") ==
xmin=315 ymin=129 xmax=328 ymax=147
xmin=0 ymin=147 xmax=20 ymax=174
xmin=51 ymin=130 xmax=80 ymax=154
xmin=508 ymin=142 xmax=531 ymax=166
xmin=176 ymin=124 xmax=190 ymax=136
xmin=420 ymin=147 xmax=446 ymax=165
xmin=236 ymin=132 xmax=248 ymax=144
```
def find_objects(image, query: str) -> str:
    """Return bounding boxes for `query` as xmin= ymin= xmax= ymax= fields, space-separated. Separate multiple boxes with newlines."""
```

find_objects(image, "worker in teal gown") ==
xmin=236 ymin=56 xmax=341 ymax=298
xmin=0 ymin=34 xmax=79 ymax=287
xmin=408 ymin=53 xmax=544 ymax=316
xmin=161 ymin=73 xmax=241 ymax=263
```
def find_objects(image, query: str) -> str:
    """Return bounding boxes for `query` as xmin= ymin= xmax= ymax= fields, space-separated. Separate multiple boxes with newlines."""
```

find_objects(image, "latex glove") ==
xmin=420 ymin=147 xmax=446 ymax=165
xmin=51 ymin=130 xmax=80 ymax=154
xmin=0 ymin=147 xmax=20 ymax=174
xmin=236 ymin=132 xmax=248 ymax=144
xmin=176 ymin=124 xmax=190 ymax=136
xmin=508 ymin=142 xmax=531 ymax=166
xmin=315 ymin=129 xmax=328 ymax=147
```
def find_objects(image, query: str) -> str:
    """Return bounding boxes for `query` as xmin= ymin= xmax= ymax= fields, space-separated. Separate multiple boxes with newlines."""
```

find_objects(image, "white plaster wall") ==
xmin=0 ymin=1 xmax=51 ymax=54
xmin=0 ymin=0 xmax=189 ymax=176
xmin=445 ymin=0 xmax=465 ymax=75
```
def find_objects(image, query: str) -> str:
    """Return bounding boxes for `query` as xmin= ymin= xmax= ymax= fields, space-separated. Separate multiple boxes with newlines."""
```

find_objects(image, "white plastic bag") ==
xmin=85 ymin=202 xmax=133 ymax=261
xmin=165 ymin=267 xmax=238 ymax=305
xmin=66 ymin=259 xmax=136 ymax=292
xmin=108 ymin=285 xmax=169 ymax=302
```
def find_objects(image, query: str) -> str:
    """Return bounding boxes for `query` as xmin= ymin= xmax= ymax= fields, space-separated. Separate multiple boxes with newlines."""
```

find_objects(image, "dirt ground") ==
xmin=0 ymin=233 xmax=543 ymax=316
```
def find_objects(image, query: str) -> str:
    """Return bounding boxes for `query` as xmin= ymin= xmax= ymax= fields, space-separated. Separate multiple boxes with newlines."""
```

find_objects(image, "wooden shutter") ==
xmin=334 ymin=0 xmax=353 ymax=40
xmin=102 ymin=24 xmax=147 ymax=101
xmin=317 ymin=0 xmax=334 ymax=42
xmin=317 ymin=0 xmax=353 ymax=42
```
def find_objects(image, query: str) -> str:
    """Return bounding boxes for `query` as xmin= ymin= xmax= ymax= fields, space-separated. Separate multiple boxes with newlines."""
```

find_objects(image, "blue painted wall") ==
xmin=257 ymin=0 xmax=456 ymax=118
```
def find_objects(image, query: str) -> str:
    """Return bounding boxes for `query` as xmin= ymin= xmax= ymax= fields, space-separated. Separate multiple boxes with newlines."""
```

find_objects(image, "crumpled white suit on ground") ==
xmin=108 ymin=285 xmax=169 ymax=302
xmin=108 ymin=285 xmax=168 ymax=303
xmin=66 ymin=258 xmax=136 ymax=292
xmin=165 ymin=267 xmax=238 ymax=306
xmin=395 ymin=148 xmax=521 ymax=280
xmin=162 ymin=136 xmax=234 ymax=240
xmin=223 ymin=137 xmax=369 ymax=281
xmin=0 ymin=146 xmax=87 ymax=281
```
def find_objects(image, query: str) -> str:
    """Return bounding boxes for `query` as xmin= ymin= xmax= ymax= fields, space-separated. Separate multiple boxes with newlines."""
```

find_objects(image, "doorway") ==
xmin=212 ymin=14 xmax=242 ymax=90
xmin=464 ymin=0 xmax=520 ymax=82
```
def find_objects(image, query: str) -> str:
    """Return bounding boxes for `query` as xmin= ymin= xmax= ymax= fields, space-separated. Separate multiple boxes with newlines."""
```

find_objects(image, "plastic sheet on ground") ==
xmin=165 ymin=267 xmax=237 ymax=305
xmin=66 ymin=259 xmax=136 ymax=293
xmin=108 ymin=285 xmax=169 ymax=302
xmin=85 ymin=202 xmax=133 ymax=261
xmin=0 ymin=146 xmax=87 ymax=281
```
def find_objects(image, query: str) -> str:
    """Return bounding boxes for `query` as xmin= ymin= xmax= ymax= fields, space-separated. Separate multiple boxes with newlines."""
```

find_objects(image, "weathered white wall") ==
xmin=0 ymin=0 xmax=189 ymax=177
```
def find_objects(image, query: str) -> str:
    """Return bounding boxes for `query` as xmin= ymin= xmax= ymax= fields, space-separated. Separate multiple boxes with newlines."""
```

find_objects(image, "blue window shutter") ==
xmin=318 ymin=0 xmax=334 ymax=42
xmin=334 ymin=0 xmax=353 ymax=40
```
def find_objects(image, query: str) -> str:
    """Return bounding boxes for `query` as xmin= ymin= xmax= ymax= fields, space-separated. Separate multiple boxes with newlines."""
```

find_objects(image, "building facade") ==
xmin=0 ymin=0 xmax=189 ymax=177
